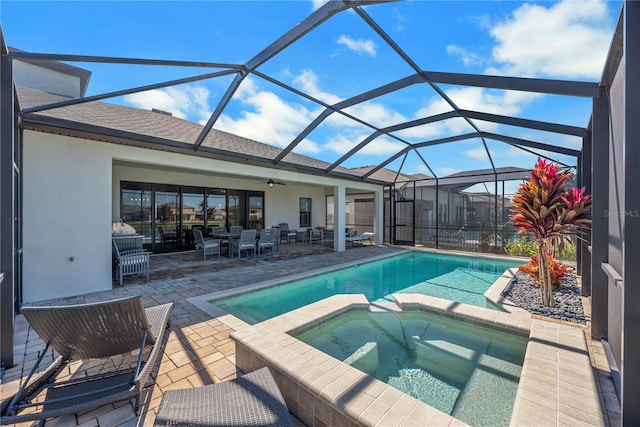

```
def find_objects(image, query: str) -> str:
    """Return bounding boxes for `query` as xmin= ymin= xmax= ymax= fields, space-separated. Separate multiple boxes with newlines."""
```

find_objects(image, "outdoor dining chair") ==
xmin=230 ymin=229 xmax=257 ymax=259
xmin=257 ymin=228 xmax=274 ymax=256
xmin=229 ymin=225 xmax=243 ymax=234
xmin=192 ymin=228 xmax=221 ymax=260
xmin=209 ymin=226 xmax=226 ymax=235
xmin=112 ymin=237 xmax=150 ymax=287
xmin=270 ymin=226 xmax=280 ymax=253
xmin=278 ymin=223 xmax=297 ymax=244
xmin=308 ymin=228 xmax=323 ymax=244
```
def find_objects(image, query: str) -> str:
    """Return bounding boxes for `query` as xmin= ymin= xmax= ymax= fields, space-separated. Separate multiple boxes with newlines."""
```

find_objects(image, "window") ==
xmin=120 ymin=181 xmax=263 ymax=253
xmin=300 ymin=198 xmax=311 ymax=227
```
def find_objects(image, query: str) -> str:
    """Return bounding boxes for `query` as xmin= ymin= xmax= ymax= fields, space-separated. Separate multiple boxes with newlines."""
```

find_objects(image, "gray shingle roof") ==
xmin=17 ymin=87 xmax=387 ymax=184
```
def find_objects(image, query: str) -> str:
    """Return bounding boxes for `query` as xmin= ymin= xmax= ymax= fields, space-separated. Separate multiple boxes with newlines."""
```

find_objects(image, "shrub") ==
xmin=518 ymin=253 xmax=574 ymax=288
xmin=556 ymin=241 xmax=577 ymax=261
xmin=504 ymin=238 xmax=538 ymax=257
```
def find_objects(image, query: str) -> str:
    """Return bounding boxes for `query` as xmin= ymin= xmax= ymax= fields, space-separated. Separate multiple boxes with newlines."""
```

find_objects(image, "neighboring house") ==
xmin=14 ymin=58 xmax=385 ymax=303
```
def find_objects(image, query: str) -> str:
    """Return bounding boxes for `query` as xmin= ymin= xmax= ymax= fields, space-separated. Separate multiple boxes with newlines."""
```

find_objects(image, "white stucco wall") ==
xmin=14 ymin=60 xmax=82 ymax=98
xmin=23 ymin=131 xmax=381 ymax=302
xmin=23 ymin=131 xmax=113 ymax=303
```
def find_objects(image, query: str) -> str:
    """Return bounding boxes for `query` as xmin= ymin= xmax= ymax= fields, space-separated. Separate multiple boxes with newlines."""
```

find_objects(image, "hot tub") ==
xmin=230 ymin=293 xmax=602 ymax=426
xmin=293 ymin=310 xmax=527 ymax=426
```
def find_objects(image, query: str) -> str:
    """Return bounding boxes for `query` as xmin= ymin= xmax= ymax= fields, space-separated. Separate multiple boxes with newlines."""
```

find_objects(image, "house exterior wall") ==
xmin=13 ymin=60 xmax=82 ymax=98
xmin=23 ymin=130 xmax=378 ymax=302
xmin=23 ymin=131 xmax=113 ymax=303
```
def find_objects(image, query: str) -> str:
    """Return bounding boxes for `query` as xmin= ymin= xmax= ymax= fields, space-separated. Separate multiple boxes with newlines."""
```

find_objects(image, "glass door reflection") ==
xmin=155 ymin=185 xmax=180 ymax=252
xmin=207 ymin=189 xmax=227 ymax=233
xmin=120 ymin=182 xmax=152 ymax=249
xmin=182 ymin=187 xmax=205 ymax=248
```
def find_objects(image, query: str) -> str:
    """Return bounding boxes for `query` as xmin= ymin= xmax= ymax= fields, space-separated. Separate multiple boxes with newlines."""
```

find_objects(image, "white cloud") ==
xmin=323 ymin=133 xmax=404 ymax=158
xmin=310 ymin=0 xmax=326 ymax=11
xmin=391 ymin=7 xmax=407 ymax=32
xmin=336 ymin=35 xmax=377 ymax=57
xmin=293 ymin=70 xmax=341 ymax=105
xmin=215 ymin=77 xmax=321 ymax=152
xmin=124 ymin=86 xmax=211 ymax=123
xmin=464 ymin=147 xmax=490 ymax=160
xmin=488 ymin=0 xmax=613 ymax=78
xmin=438 ymin=167 xmax=460 ymax=176
xmin=446 ymin=45 xmax=484 ymax=67
xmin=339 ymin=101 xmax=408 ymax=129
xmin=408 ymin=164 xmax=432 ymax=176
xmin=396 ymin=86 xmax=540 ymax=140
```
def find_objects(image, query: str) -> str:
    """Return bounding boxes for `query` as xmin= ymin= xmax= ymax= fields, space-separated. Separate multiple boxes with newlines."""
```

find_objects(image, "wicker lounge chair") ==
xmin=154 ymin=367 xmax=293 ymax=427
xmin=0 ymin=296 xmax=174 ymax=426
xmin=346 ymin=231 xmax=375 ymax=247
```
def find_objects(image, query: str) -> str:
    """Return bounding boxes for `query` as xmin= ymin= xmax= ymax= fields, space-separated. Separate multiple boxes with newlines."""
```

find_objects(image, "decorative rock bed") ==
xmin=500 ymin=271 xmax=586 ymax=324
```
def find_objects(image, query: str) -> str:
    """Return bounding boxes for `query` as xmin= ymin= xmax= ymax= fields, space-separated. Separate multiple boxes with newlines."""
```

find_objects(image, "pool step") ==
xmin=451 ymin=354 xmax=523 ymax=427
xmin=413 ymin=339 xmax=474 ymax=386
xmin=344 ymin=341 xmax=379 ymax=372
xmin=388 ymin=368 xmax=461 ymax=415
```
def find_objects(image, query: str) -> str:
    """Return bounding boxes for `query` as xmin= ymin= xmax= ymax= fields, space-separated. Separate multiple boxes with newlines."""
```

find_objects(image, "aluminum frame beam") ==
xmin=1 ymin=27 xmax=15 ymax=369
xmin=22 ymin=69 xmax=239 ymax=114
xmin=274 ymin=73 xmax=423 ymax=163
xmin=361 ymin=130 xmax=578 ymax=180
xmin=622 ymin=3 xmax=640 ymax=423
xmin=478 ymin=132 xmax=580 ymax=156
xmin=458 ymin=110 xmax=587 ymax=137
xmin=419 ymin=70 xmax=599 ymax=97
xmin=326 ymin=111 xmax=459 ymax=172
xmin=355 ymin=6 xmax=497 ymax=171
xmin=10 ymin=51 xmax=241 ymax=69
xmin=193 ymin=0 xmax=394 ymax=151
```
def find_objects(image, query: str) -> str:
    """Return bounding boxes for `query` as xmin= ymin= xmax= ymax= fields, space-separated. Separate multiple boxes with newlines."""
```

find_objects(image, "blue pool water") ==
xmin=294 ymin=310 xmax=527 ymax=427
xmin=211 ymin=251 xmax=519 ymax=324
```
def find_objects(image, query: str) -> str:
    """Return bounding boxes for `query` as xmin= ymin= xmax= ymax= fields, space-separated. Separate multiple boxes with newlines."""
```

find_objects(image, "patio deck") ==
xmin=1 ymin=243 xmax=620 ymax=426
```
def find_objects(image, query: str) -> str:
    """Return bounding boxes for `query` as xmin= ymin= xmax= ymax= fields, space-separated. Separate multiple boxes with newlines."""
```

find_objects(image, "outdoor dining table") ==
xmin=211 ymin=231 xmax=242 ymax=257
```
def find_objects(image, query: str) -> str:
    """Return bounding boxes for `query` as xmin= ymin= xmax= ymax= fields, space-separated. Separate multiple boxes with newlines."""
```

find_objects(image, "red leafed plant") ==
xmin=511 ymin=159 xmax=591 ymax=307
xmin=518 ymin=252 xmax=574 ymax=288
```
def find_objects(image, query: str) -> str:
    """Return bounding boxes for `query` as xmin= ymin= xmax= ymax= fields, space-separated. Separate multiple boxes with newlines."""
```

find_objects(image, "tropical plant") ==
xmin=518 ymin=250 xmax=574 ymax=288
xmin=511 ymin=159 xmax=592 ymax=307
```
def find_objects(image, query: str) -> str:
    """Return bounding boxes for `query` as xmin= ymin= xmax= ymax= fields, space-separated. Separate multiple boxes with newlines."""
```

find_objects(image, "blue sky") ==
xmin=1 ymin=0 xmax=622 ymax=186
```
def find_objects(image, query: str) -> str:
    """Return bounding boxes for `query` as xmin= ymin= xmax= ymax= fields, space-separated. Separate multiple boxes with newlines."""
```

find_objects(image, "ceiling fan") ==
xmin=257 ymin=178 xmax=286 ymax=188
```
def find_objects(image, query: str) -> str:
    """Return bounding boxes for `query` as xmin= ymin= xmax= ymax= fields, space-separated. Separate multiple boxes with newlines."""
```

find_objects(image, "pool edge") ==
xmin=231 ymin=295 xmax=604 ymax=427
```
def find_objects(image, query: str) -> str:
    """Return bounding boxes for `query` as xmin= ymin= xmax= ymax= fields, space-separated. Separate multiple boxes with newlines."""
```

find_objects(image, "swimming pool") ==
xmin=210 ymin=251 xmax=520 ymax=324
xmin=294 ymin=309 xmax=527 ymax=427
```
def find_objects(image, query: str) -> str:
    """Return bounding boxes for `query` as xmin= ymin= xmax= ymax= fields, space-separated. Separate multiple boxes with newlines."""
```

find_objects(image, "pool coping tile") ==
xmin=227 ymin=292 xmax=605 ymax=427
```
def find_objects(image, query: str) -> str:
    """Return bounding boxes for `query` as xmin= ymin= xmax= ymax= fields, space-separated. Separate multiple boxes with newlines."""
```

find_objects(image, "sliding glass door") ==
xmin=120 ymin=182 xmax=264 ymax=252
xmin=248 ymin=193 xmax=264 ymax=230
xmin=120 ymin=182 xmax=153 ymax=249
xmin=182 ymin=187 xmax=205 ymax=248
xmin=155 ymin=184 xmax=180 ymax=252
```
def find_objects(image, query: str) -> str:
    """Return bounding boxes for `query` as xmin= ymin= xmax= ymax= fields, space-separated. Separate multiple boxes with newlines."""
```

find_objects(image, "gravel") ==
xmin=500 ymin=271 xmax=586 ymax=324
